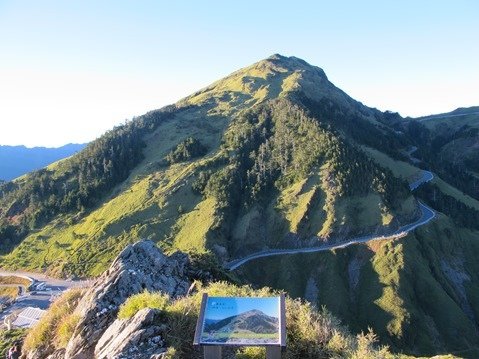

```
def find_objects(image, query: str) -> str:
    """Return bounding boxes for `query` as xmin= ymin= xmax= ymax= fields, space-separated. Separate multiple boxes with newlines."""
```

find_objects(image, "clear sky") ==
xmin=0 ymin=0 xmax=478 ymax=147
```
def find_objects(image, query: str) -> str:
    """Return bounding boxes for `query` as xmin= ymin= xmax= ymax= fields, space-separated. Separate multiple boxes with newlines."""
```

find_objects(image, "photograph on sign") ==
xmin=198 ymin=296 xmax=280 ymax=345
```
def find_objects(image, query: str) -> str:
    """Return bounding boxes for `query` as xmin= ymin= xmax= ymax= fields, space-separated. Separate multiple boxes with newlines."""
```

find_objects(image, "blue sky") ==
xmin=0 ymin=1 xmax=478 ymax=147
xmin=204 ymin=296 xmax=279 ymax=321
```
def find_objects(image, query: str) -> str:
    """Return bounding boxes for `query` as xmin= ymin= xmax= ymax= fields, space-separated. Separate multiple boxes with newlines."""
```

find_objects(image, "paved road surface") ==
xmin=409 ymin=170 xmax=433 ymax=190
xmin=225 ymin=170 xmax=436 ymax=271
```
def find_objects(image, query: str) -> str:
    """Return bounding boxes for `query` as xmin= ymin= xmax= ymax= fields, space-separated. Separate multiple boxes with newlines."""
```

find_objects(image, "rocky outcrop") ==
xmin=63 ymin=240 xmax=192 ymax=359
xmin=95 ymin=308 xmax=166 ymax=359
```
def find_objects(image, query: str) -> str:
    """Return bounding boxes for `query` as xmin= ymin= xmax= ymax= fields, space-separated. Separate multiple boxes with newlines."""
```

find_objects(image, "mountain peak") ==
xmin=179 ymin=54 xmax=349 ymax=115
xmin=264 ymin=53 xmax=324 ymax=73
xmin=266 ymin=53 xmax=285 ymax=60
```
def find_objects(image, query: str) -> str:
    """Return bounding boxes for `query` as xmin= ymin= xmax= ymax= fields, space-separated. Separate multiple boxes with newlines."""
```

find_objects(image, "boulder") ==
xmin=95 ymin=308 xmax=166 ymax=359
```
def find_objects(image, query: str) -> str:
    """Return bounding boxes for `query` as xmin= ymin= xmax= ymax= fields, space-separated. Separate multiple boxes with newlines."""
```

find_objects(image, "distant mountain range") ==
xmin=0 ymin=143 xmax=86 ymax=181
xmin=415 ymin=106 xmax=479 ymax=121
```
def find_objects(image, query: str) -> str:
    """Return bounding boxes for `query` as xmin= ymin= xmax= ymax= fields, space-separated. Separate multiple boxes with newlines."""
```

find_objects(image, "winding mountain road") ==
xmin=225 ymin=170 xmax=436 ymax=271
xmin=409 ymin=170 xmax=433 ymax=190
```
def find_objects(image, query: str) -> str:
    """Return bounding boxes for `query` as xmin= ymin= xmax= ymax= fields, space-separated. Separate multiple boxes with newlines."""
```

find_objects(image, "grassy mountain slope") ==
xmin=0 ymin=98 xmax=413 ymax=277
xmin=362 ymin=146 xmax=479 ymax=211
xmin=417 ymin=106 xmax=479 ymax=129
xmin=0 ymin=55 xmax=415 ymax=277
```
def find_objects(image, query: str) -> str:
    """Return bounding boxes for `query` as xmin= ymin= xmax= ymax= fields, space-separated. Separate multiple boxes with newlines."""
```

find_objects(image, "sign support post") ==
xmin=266 ymin=346 xmax=281 ymax=359
xmin=204 ymin=346 xmax=222 ymax=359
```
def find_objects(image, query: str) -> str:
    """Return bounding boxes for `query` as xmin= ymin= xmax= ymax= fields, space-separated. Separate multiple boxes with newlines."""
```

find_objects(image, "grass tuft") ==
xmin=23 ymin=288 xmax=83 ymax=352
xmin=117 ymin=290 xmax=169 ymax=320
xmin=54 ymin=313 xmax=81 ymax=348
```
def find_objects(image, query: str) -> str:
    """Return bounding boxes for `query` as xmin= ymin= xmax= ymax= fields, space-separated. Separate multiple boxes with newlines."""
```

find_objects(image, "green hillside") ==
xmin=363 ymin=145 xmax=479 ymax=211
xmin=0 ymin=55 xmax=478 ymax=357
xmin=418 ymin=106 xmax=479 ymax=130
xmin=0 ymin=55 xmax=415 ymax=277
xmin=0 ymin=98 xmax=413 ymax=277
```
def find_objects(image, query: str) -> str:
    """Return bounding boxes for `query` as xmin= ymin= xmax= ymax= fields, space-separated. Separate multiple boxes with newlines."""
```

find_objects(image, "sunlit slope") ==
xmin=0 ymin=100 xmax=414 ymax=277
xmin=180 ymin=54 xmax=378 ymax=121
xmin=0 ymin=55 xmax=417 ymax=277
xmin=0 ymin=108 xmax=228 ymax=276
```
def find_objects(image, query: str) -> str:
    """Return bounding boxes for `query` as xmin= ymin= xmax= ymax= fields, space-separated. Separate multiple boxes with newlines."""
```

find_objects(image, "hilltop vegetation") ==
xmin=23 ymin=280 xmax=406 ymax=359
xmin=123 ymin=282 xmax=397 ymax=359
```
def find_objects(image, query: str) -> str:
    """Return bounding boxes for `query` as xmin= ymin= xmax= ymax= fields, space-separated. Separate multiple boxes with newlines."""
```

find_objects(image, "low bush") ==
xmin=0 ymin=329 xmax=27 ymax=357
xmin=0 ymin=286 xmax=19 ymax=300
xmin=0 ymin=276 xmax=32 ymax=287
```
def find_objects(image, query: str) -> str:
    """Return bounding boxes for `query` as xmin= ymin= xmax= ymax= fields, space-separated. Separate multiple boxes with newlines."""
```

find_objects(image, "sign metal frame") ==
xmin=194 ymin=293 xmax=286 ymax=358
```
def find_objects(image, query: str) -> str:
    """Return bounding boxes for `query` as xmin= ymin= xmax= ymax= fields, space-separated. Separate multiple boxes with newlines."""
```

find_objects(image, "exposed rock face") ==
xmin=64 ymin=240 xmax=192 ymax=359
xmin=95 ymin=308 xmax=166 ymax=359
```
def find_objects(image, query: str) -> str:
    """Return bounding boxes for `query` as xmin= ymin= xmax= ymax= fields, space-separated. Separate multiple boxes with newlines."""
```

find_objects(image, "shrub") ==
xmin=0 ymin=329 xmax=27 ymax=358
xmin=166 ymin=137 xmax=207 ymax=164
xmin=350 ymin=329 xmax=392 ymax=359
xmin=0 ymin=286 xmax=19 ymax=300
xmin=0 ymin=276 xmax=32 ymax=287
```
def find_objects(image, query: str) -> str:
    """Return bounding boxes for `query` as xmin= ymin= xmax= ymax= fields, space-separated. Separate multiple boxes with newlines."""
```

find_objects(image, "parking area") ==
xmin=0 ymin=271 xmax=90 ymax=328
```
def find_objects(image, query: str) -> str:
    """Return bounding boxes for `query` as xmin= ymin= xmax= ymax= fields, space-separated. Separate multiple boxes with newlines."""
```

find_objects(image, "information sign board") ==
xmin=194 ymin=294 xmax=286 ymax=347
